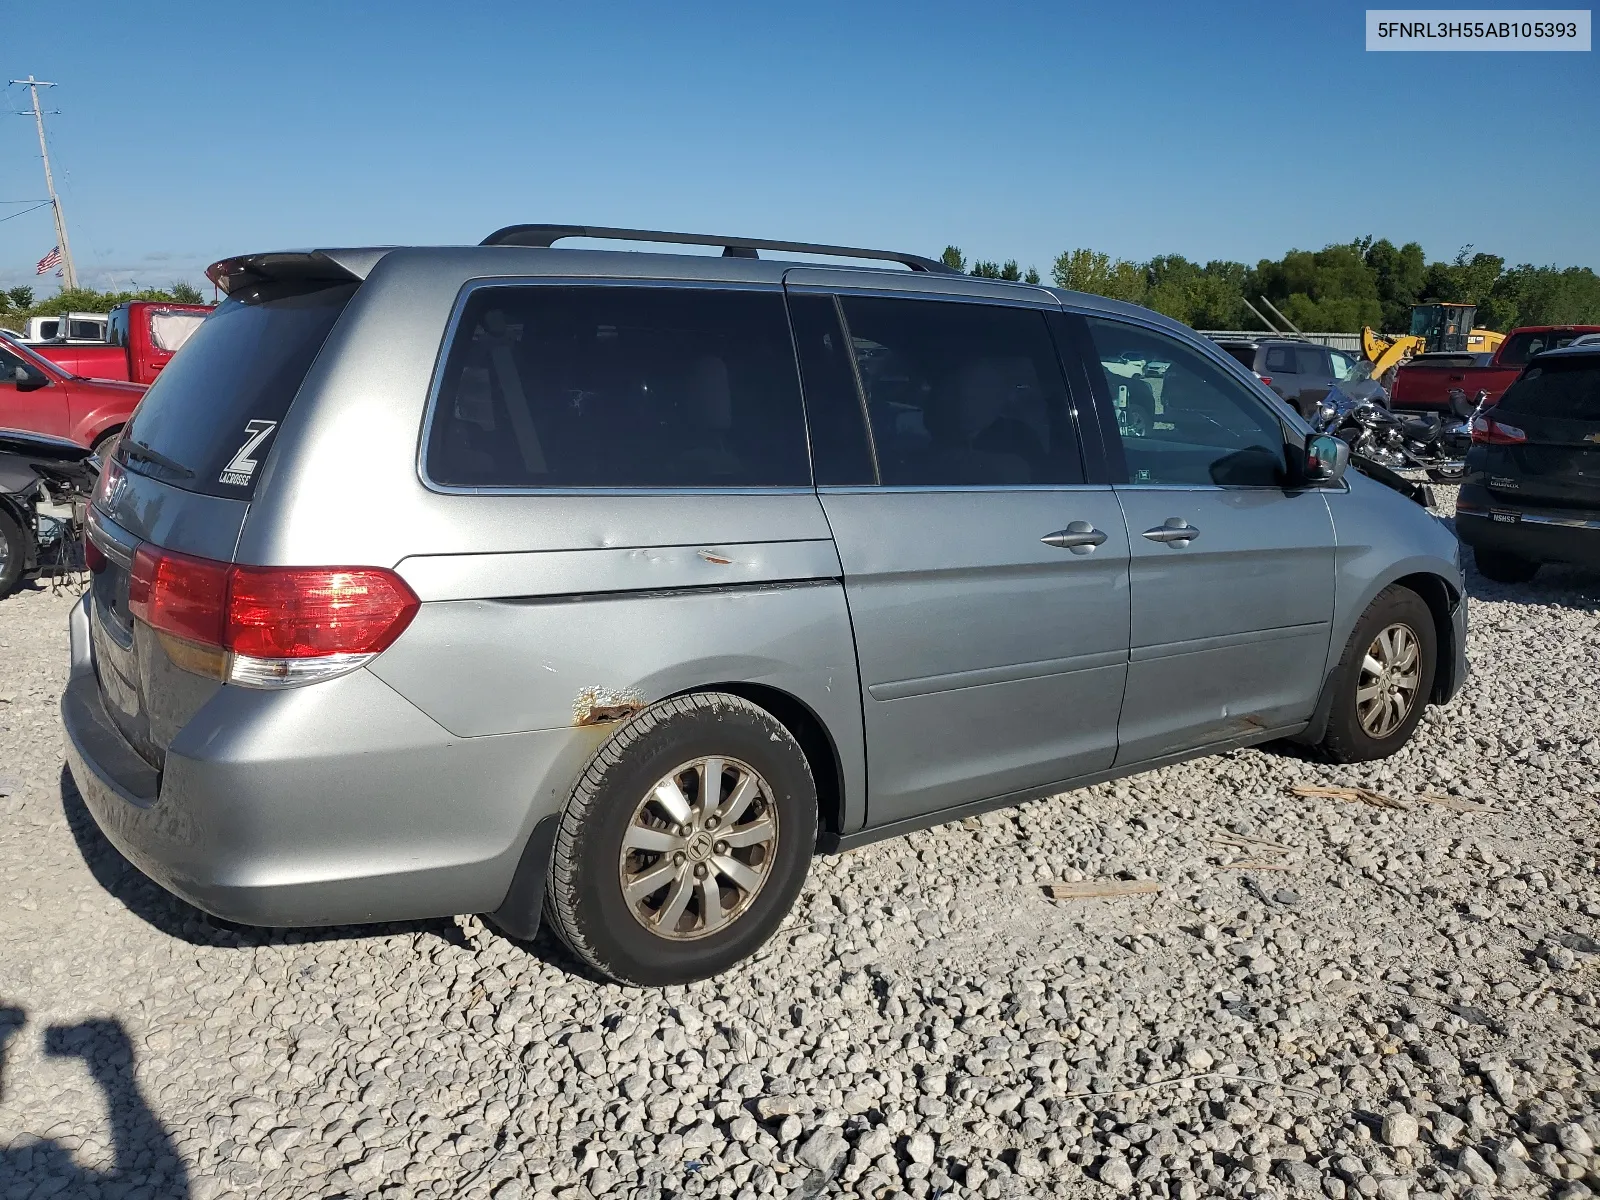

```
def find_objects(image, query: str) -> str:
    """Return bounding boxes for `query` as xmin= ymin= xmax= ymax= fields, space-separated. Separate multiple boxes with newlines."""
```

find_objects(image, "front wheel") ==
xmin=545 ymin=692 xmax=817 ymax=986
xmin=1317 ymin=586 xmax=1437 ymax=763
xmin=0 ymin=508 xmax=28 ymax=599
xmin=1474 ymin=547 xmax=1539 ymax=583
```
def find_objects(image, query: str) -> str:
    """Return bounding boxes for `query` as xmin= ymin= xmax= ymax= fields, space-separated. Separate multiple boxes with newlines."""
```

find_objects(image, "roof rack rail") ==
xmin=479 ymin=224 xmax=955 ymax=274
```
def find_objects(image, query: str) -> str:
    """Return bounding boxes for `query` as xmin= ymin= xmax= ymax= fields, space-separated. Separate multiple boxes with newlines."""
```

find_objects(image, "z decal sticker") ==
xmin=219 ymin=419 xmax=277 ymax=487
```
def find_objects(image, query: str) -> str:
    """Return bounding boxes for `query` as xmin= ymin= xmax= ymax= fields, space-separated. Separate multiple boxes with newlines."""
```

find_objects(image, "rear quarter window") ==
xmin=425 ymin=286 xmax=811 ymax=489
xmin=119 ymin=282 xmax=356 ymax=498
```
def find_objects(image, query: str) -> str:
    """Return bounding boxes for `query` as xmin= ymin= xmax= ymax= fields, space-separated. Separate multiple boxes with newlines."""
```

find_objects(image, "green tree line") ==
xmin=943 ymin=239 xmax=1600 ymax=333
xmin=0 ymin=281 xmax=208 ymax=330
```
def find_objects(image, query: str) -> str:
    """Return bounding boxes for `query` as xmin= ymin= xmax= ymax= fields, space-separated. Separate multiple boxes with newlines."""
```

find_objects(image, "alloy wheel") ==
xmin=1356 ymin=622 xmax=1421 ymax=738
xmin=618 ymin=756 xmax=778 ymax=941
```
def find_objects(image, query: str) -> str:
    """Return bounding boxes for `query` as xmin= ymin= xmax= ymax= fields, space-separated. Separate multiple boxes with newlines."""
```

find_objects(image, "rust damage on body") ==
xmin=572 ymin=685 xmax=645 ymax=726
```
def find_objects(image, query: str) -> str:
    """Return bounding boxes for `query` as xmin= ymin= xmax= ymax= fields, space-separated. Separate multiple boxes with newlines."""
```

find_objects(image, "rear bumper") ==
xmin=1456 ymin=506 xmax=1600 ymax=568
xmin=62 ymin=594 xmax=587 ymax=929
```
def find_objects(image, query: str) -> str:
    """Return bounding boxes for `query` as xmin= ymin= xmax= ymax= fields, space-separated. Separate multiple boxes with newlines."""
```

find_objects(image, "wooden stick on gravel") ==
xmin=1291 ymin=783 xmax=1408 ymax=809
xmin=1043 ymin=880 xmax=1161 ymax=900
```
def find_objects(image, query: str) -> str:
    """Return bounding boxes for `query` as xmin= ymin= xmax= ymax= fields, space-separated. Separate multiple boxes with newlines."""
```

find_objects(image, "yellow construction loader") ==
xmin=1362 ymin=302 xmax=1506 ymax=381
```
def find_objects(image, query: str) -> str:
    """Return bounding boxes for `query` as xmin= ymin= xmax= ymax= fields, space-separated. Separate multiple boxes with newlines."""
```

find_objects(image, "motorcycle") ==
xmin=0 ymin=428 xmax=100 ymax=600
xmin=1312 ymin=385 xmax=1477 ymax=483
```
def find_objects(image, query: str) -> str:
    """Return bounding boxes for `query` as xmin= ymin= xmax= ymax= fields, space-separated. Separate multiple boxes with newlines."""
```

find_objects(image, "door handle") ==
xmin=1142 ymin=518 xmax=1200 ymax=546
xmin=1041 ymin=521 xmax=1108 ymax=552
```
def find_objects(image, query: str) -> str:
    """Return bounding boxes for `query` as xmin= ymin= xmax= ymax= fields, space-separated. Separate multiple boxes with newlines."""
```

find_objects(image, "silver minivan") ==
xmin=64 ymin=226 xmax=1467 ymax=985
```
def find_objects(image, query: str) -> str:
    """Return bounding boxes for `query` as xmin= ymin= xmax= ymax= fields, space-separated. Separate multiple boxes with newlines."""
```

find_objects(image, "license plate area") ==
xmin=1490 ymin=511 xmax=1519 ymax=524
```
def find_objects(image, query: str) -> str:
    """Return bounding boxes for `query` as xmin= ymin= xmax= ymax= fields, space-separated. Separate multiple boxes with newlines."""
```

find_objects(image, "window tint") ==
xmin=1263 ymin=345 xmax=1296 ymax=374
xmin=1293 ymin=346 xmax=1329 ymax=376
xmin=120 ymin=281 xmax=357 ymax=498
xmin=1221 ymin=345 xmax=1256 ymax=370
xmin=427 ymin=287 xmax=810 ymax=489
xmin=68 ymin=319 xmax=102 ymax=340
xmin=107 ymin=308 xmax=129 ymax=348
xmin=788 ymin=293 xmax=875 ymax=485
xmin=1085 ymin=318 xmax=1288 ymax=487
xmin=837 ymin=296 xmax=1082 ymax=487
xmin=1495 ymin=358 xmax=1600 ymax=421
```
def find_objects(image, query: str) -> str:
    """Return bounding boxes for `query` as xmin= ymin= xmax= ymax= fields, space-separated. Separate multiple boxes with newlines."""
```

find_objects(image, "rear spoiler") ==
xmin=205 ymin=249 xmax=393 ymax=296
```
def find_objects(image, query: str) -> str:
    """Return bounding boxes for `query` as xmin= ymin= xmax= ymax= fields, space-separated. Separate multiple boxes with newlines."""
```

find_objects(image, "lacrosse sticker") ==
xmin=219 ymin=420 xmax=278 ymax=487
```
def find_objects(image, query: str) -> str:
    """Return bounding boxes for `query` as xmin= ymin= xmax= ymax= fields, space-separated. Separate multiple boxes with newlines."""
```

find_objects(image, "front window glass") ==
xmin=1085 ymin=317 xmax=1287 ymax=487
xmin=1329 ymin=351 xmax=1353 ymax=380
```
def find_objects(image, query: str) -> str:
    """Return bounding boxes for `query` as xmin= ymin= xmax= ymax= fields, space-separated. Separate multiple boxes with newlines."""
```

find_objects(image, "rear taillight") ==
xmin=1257 ymin=374 xmax=1273 ymax=386
xmin=1471 ymin=415 xmax=1526 ymax=445
xmin=127 ymin=545 xmax=419 ymax=689
xmin=83 ymin=537 xmax=106 ymax=574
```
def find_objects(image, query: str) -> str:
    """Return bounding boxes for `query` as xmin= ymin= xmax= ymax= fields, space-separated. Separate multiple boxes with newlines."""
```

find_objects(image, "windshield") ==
xmin=1499 ymin=330 xmax=1595 ymax=366
xmin=1495 ymin=357 xmax=1600 ymax=421
xmin=119 ymin=282 xmax=356 ymax=497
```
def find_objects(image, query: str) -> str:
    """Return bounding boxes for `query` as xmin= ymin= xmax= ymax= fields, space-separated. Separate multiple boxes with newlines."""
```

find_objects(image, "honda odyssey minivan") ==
xmin=64 ymin=225 xmax=1467 ymax=984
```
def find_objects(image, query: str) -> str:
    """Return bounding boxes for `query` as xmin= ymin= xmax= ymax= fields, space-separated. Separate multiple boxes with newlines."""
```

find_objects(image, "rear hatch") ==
xmin=88 ymin=276 xmax=359 ymax=768
xmin=1479 ymin=354 xmax=1600 ymax=510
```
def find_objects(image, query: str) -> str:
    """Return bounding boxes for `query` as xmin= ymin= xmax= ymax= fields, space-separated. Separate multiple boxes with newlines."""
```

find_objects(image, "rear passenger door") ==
xmin=1293 ymin=345 xmax=1334 ymax=413
xmin=1067 ymin=314 xmax=1336 ymax=765
xmin=787 ymin=283 xmax=1131 ymax=826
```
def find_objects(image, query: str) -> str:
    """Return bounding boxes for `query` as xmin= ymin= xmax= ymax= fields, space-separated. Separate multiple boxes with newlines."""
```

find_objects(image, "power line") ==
xmin=0 ymin=201 xmax=53 ymax=225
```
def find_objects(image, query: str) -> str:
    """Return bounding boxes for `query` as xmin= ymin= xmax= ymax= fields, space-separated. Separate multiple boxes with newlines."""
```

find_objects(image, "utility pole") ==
xmin=10 ymin=76 xmax=77 ymax=291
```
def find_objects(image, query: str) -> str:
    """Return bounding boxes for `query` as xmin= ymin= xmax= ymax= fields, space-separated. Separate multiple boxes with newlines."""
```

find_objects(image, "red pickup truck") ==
xmin=1390 ymin=325 xmax=1600 ymax=413
xmin=0 ymin=337 xmax=146 ymax=451
xmin=28 ymin=300 xmax=211 ymax=385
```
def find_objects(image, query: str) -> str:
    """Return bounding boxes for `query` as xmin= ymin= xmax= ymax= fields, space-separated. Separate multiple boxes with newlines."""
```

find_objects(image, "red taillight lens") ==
xmin=83 ymin=537 xmax=106 ymax=574
xmin=1470 ymin=415 xmax=1526 ymax=445
xmin=128 ymin=546 xmax=418 ymax=662
xmin=1258 ymin=375 xmax=1273 ymax=386
xmin=226 ymin=566 xmax=419 ymax=659
xmin=129 ymin=545 xmax=228 ymax=645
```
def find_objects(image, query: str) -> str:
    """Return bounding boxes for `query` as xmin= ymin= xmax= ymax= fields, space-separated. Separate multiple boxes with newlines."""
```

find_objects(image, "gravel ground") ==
xmin=3 ymin=492 xmax=1599 ymax=1200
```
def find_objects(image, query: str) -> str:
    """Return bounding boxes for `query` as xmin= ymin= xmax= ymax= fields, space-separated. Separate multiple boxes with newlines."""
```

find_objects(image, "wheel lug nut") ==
xmin=674 ymin=851 xmax=687 ymax=866
xmin=693 ymin=863 xmax=709 ymax=879
xmin=714 ymin=841 xmax=728 ymax=855
xmin=705 ymin=816 xmax=719 ymax=830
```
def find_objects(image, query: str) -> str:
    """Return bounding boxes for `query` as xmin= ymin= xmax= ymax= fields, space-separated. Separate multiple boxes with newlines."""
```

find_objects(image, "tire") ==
xmin=0 ymin=508 xmax=27 ymax=599
xmin=1317 ymin=585 xmax=1437 ymax=763
xmin=90 ymin=427 xmax=122 ymax=458
xmin=1119 ymin=402 xmax=1153 ymax=438
xmin=1473 ymin=546 xmax=1539 ymax=583
xmin=545 ymin=691 xmax=817 ymax=985
xmin=1426 ymin=466 xmax=1466 ymax=483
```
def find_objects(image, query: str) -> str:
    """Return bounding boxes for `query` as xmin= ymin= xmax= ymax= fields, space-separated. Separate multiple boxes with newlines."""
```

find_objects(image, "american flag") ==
xmin=35 ymin=245 xmax=61 ymax=275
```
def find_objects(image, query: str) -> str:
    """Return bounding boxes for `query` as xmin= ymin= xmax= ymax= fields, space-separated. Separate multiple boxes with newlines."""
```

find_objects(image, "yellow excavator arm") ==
xmin=1361 ymin=326 xmax=1426 ymax=379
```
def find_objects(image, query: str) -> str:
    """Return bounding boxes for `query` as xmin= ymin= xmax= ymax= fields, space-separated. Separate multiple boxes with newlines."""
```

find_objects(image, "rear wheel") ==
xmin=545 ymin=692 xmax=816 ymax=985
xmin=1473 ymin=546 xmax=1539 ymax=583
xmin=1318 ymin=586 xmax=1437 ymax=763
xmin=1427 ymin=465 xmax=1466 ymax=483
xmin=90 ymin=427 xmax=122 ymax=458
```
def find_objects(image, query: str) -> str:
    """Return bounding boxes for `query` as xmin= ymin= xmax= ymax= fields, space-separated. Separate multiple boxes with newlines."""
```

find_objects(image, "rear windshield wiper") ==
xmin=120 ymin=439 xmax=195 ymax=479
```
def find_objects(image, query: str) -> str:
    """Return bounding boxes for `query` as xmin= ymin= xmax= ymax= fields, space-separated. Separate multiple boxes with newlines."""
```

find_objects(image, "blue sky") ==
xmin=0 ymin=1 xmax=1594 ymax=295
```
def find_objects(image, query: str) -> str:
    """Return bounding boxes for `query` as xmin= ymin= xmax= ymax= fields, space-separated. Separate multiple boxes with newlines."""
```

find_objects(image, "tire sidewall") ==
xmin=551 ymin=695 xmax=816 ymax=986
xmin=1326 ymin=588 xmax=1438 ymax=760
xmin=0 ymin=508 xmax=27 ymax=598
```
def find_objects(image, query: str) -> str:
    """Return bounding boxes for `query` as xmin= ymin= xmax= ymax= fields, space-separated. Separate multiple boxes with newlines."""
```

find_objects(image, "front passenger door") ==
xmin=1072 ymin=316 xmax=1337 ymax=765
xmin=0 ymin=346 xmax=66 ymax=438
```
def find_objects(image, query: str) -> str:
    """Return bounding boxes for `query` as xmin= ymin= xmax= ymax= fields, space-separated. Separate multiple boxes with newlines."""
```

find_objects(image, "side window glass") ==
xmin=1295 ymin=346 xmax=1329 ymax=376
xmin=1263 ymin=346 xmax=1295 ymax=374
xmin=1084 ymin=318 xmax=1288 ymax=488
xmin=1328 ymin=351 xmax=1352 ymax=381
xmin=836 ymin=296 xmax=1083 ymax=487
xmin=426 ymin=287 xmax=811 ymax=489
xmin=787 ymin=293 xmax=875 ymax=485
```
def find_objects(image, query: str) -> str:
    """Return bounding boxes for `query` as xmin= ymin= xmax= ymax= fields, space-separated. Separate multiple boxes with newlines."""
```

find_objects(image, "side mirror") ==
xmin=1304 ymin=433 xmax=1350 ymax=484
xmin=13 ymin=364 xmax=46 ymax=392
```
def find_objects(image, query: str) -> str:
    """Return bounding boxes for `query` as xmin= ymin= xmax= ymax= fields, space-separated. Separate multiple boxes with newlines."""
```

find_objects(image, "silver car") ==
xmin=64 ymin=225 xmax=1468 ymax=985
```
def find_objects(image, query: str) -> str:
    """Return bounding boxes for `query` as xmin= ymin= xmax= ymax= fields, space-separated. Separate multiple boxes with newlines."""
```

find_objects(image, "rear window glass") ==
xmin=1499 ymin=330 xmax=1594 ymax=366
xmin=425 ymin=286 xmax=810 ymax=489
xmin=120 ymin=282 xmax=356 ymax=498
xmin=1220 ymin=345 xmax=1256 ymax=369
xmin=1495 ymin=357 xmax=1600 ymax=421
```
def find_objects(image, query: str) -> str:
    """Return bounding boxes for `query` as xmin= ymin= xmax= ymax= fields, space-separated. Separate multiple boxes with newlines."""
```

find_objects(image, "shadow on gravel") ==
xmin=58 ymin=766 xmax=476 ymax=954
xmin=0 ymin=1010 xmax=190 ymax=1197
xmin=1462 ymin=560 xmax=1600 ymax=612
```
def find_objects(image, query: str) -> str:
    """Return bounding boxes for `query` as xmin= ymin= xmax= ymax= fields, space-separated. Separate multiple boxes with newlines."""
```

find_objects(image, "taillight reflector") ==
xmin=227 ymin=566 xmax=419 ymax=659
xmin=1471 ymin=415 xmax=1526 ymax=445
xmin=127 ymin=545 xmax=418 ymax=665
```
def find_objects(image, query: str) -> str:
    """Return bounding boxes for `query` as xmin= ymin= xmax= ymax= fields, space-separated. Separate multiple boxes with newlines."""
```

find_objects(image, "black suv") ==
xmin=1214 ymin=338 xmax=1387 ymax=418
xmin=1457 ymin=344 xmax=1600 ymax=582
